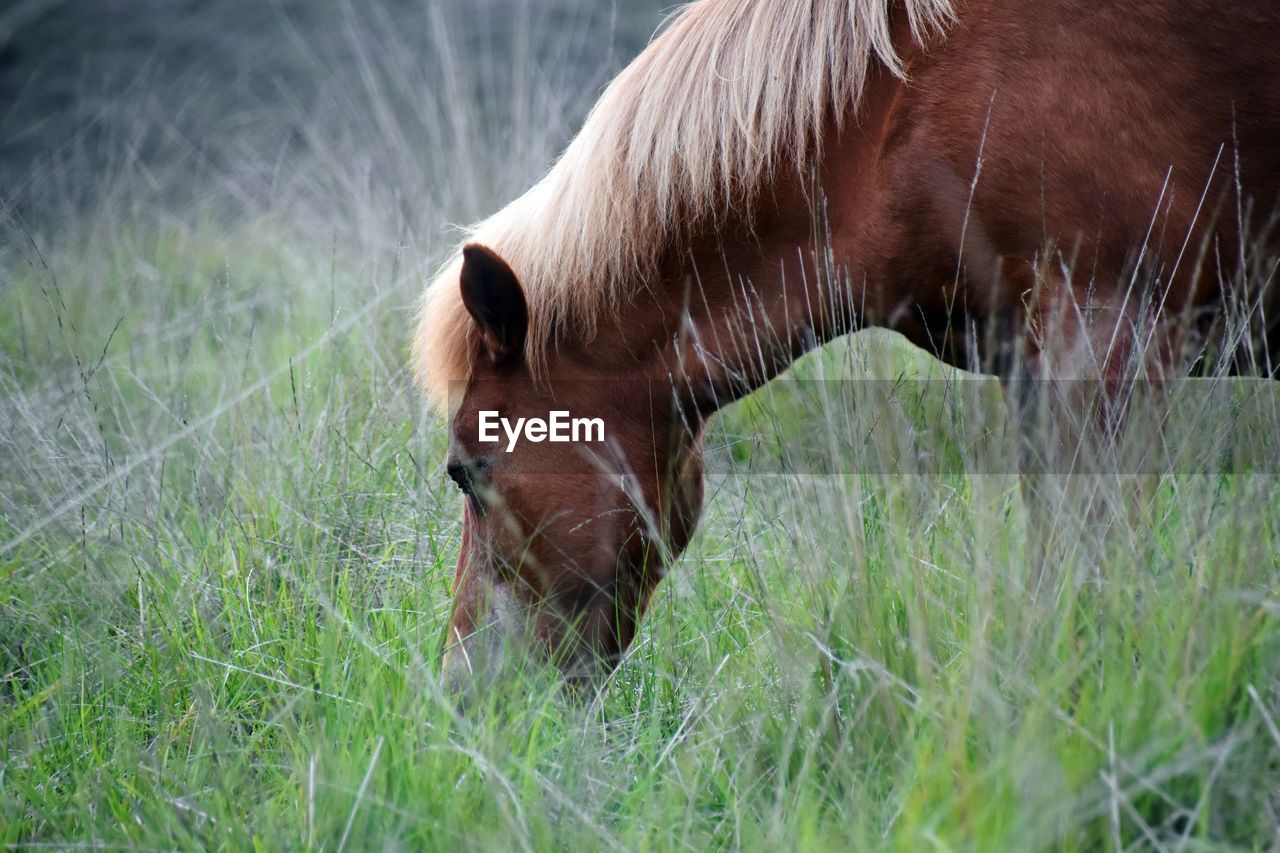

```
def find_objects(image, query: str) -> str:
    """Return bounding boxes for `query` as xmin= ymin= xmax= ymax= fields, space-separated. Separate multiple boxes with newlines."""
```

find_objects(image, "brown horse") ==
xmin=412 ymin=0 xmax=1280 ymax=688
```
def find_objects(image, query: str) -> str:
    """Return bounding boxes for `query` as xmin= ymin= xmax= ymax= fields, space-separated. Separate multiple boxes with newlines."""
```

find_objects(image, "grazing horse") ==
xmin=412 ymin=0 xmax=1280 ymax=688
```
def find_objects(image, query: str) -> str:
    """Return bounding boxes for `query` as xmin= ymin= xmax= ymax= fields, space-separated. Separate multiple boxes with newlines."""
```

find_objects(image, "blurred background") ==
xmin=0 ymin=0 xmax=667 ymax=237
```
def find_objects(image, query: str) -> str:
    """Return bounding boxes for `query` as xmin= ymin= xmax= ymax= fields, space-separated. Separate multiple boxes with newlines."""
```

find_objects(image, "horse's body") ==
xmin=414 ymin=0 xmax=1280 ymax=687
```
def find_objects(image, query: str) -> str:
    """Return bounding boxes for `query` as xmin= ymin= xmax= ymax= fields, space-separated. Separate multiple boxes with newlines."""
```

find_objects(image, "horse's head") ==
xmin=437 ymin=244 xmax=708 ymax=691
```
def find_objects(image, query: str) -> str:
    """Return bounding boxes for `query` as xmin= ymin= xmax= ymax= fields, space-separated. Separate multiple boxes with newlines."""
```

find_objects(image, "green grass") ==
xmin=2 ymin=218 xmax=1277 ymax=849
xmin=2 ymin=1 xmax=1279 ymax=847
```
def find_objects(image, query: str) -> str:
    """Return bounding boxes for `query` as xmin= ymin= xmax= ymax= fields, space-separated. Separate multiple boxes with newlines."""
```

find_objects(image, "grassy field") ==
xmin=2 ymin=2 xmax=1279 ymax=848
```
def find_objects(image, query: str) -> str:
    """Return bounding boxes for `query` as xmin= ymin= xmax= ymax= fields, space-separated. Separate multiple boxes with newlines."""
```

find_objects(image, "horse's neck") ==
xmin=667 ymin=204 xmax=838 ymax=404
xmin=649 ymin=76 xmax=911 ymax=410
xmin=585 ymin=37 xmax=922 ymax=405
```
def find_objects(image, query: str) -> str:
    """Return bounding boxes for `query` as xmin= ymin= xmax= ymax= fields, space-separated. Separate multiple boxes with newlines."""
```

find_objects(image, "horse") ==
xmin=411 ymin=0 xmax=1280 ymax=689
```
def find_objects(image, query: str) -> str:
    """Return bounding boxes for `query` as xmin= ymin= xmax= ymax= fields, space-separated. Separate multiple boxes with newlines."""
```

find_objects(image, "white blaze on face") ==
xmin=442 ymin=580 xmax=523 ymax=689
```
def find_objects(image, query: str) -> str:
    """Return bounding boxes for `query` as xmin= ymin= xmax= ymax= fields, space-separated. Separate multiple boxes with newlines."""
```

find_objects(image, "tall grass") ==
xmin=2 ymin=1 xmax=1278 ymax=847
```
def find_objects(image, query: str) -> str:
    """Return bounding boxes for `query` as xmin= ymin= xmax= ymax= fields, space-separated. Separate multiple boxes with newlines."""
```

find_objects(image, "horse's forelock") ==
xmin=412 ymin=257 xmax=478 ymax=409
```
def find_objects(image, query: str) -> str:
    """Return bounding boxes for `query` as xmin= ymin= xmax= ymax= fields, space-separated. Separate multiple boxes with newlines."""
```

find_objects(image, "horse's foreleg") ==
xmin=1001 ymin=316 xmax=1182 ymax=594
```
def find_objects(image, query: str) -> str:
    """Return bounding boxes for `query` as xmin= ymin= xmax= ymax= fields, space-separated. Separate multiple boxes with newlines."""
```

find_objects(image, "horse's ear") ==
xmin=459 ymin=244 xmax=528 ymax=367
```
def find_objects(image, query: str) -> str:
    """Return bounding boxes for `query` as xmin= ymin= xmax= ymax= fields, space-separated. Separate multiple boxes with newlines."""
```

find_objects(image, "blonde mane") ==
xmin=413 ymin=0 xmax=953 ymax=404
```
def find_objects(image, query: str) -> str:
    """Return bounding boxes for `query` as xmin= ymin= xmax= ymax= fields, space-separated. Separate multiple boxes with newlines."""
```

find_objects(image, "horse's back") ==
xmin=936 ymin=0 xmax=1280 ymax=260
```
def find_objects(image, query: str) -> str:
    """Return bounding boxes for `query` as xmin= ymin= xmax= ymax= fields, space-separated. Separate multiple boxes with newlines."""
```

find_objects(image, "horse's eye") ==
xmin=446 ymin=461 xmax=474 ymax=495
xmin=446 ymin=457 xmax=490 ymax=499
